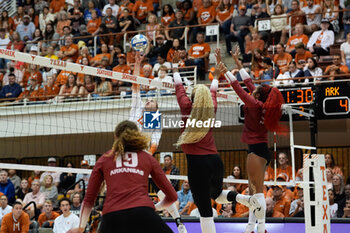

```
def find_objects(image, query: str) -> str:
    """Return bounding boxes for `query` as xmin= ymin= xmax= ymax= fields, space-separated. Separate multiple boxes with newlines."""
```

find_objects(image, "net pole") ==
xmin=273 ymin=131 xmax=277 ymax=185
xmin=288 ymin=107 xmax=296 ymax=182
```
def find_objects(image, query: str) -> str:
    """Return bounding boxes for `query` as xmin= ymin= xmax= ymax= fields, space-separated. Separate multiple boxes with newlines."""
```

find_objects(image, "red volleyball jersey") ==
xmin=175 ymin=82 xmax=218 ymax=155
xmin=83 ymin=150 xmax=177 ymax=215
xmin=230 ymin=79 xmax=268 ymax=144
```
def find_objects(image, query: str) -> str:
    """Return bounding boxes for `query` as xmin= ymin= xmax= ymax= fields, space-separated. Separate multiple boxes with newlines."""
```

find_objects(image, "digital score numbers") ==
xmin=318 ymin=84 xmax=350 ymax=119
xmin=280 ymin=87 xmax=314 ymax=121
xmin=282 ymin=88 xmax=314 ymax=104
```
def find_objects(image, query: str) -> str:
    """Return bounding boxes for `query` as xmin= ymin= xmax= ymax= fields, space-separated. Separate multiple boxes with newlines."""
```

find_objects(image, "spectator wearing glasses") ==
xmin=23 ymin=180 xmax=45 ymax=218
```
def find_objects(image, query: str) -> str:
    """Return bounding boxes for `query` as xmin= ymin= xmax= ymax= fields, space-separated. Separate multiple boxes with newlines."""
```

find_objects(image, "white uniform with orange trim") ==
xmin=129 ymin=86 xmax=162 ymax=154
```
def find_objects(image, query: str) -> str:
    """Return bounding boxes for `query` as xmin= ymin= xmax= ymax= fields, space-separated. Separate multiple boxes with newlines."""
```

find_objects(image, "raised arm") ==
xmin=173 ymin=69 xmax=192 ymax=112
xmin=218 ymin=62 xmax=260 ymax=107
xmin=231 ymin=48 xmax=255 ymax=92
xmin=129 ymin=52 xmax=144 ymax=122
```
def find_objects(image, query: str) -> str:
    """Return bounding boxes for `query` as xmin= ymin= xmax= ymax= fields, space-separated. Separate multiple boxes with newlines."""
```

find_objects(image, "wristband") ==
xmin=210 ymin=79 xmax=218 ymax=91
xmin=239 ymin=68 xmax=251 ymax=81
xmin=173 ymin=72 xmax=182 ymax=85
xmin=224 ymin=71 xmax=237 ymax=82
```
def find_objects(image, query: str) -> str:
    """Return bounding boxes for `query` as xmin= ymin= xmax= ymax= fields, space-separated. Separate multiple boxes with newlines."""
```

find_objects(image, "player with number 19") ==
xmin=67 ymin=120 xmax=177 ymax=233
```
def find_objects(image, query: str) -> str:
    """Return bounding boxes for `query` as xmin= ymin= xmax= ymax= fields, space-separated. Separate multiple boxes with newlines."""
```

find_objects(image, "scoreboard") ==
xmin=239 ymin=82 xmax=350 ymax=121
xmin=316 ymin=83 xmax=350 ymax=119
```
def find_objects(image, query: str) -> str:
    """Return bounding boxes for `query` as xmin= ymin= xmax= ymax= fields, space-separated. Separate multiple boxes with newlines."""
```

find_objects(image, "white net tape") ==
xmin=0 ymin=49 xmax=239 ymax=103
xmin=0 ymin=163 xmax=313 ymax=186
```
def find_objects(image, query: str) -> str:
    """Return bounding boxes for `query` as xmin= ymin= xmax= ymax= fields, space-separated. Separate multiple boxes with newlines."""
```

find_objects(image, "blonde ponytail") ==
xmin=175 ymin=84 xmax=215 ymax=147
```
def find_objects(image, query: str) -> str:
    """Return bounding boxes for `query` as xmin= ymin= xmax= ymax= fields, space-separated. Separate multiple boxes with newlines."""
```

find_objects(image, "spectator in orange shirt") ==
xmin=112 ymin=54 xmax=132 ymax=94
xmin=243 ymin=28 xmax=265 ymax=62
xmin=161 ymin=4 xmax=175 ymax=27
xmin=16 ymin=76 xmax=42 ymax=102
xmin=295 ymin=42 xmax=313 ymax=69
xmin=188 ymin=32 xmax=210 ymax=80
xmin=286 ymin=23 xmax=309 ymax=57
xmin=76 ymin=47 xmax=93 ymax=64
xmin=91 ymin=44 xmax=111 ymax=67
xmin=324 ymin=55 xmax=350 ymax=81
xmin=133 ymin=0 xmax=154 ymax=24
xmin=0 ymin=201 xmax=30 ymax=233
xmin=56 ymin=11 xmax=71 ymax=37
xmin=87 ymin=10 xmax=101 ymax=35
xmin=271 ymin=185 xmax=291 ymax=217
xmin=181 ymin=0 xmax=195 ymax=24
xmin=127 ymin=48 xmax=136 ymax=65
xmin=325 ymin=153 xmax=344 ymax=178
xmin=287 ymin=0 xmax=306 ymax=28
xmin=118 ymin=0 xmax=134 ymax=19
xmin=276 ymin=152 xmax=294 ymax=181
xmin=55 ymin=62 xmax=74 ymax=87
xmin=226 ymin=165 xmax=248 ymax=194
xmin=42 ymin=76 xmax=60 ymax=101
xmin=266 ymin=174 xmax=294 ymax=202
xmin=78 ymin=75 xmax=95 ymax=97
xmin=273 ymin=44 xmax=293 ymax=72
xmin=38 ymin=200 xmax=59 ymax=228
xmin=58 ymin=36 xmax=79 ymax=61
xmin=233 ymin=187 xmax=249 ymax=217
xmin=58 ymin=74 xmax=79 ymax=102
xmin=6 ymin=31 xmax=25 ymax=52
xmin=216 ymin=0 xmax=234 ymax=35
xmin=49 ymin=0 xmax=65 ymax=13
xmin=195 ymin=0 xmax=216 ymax=42
xmin=167 ymin=39 xmax=181 ymax=63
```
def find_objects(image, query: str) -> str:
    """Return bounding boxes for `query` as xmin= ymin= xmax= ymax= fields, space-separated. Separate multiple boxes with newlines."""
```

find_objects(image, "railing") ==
xmin=0 ymin=0 xmax=16 ymax=17
xmin=23 ymin=201 xmax=38 ymax=220
xmin=63 ymin=178 xmax=86 ymax=198
xmin=0 ymin=22 xmax=220 ymax=57
xmin=0 ymin=66 xmax=198 ymax=105
xmin=255 ymin=9 xmax=348 ymax=38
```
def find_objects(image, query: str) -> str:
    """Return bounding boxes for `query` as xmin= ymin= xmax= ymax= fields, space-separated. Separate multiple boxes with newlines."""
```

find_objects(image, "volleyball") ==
xmin=131 ymin=34 xmax=149 ymax=52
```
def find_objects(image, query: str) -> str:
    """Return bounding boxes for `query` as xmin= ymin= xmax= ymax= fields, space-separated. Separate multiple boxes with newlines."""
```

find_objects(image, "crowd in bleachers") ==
xmin=0 ymin=0 xmax=350 ymax=103
xmin=0 ymin=152 xmax=349 ymax=232
xmin=160 ymin=152 xmax=350 ymax=219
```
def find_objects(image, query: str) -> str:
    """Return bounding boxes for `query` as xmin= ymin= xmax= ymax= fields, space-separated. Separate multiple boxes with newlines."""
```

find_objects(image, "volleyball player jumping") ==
xmin=172 ymin=59 xmax=259 ymax=233
xmin=67 ymin=120 xmax=177 ymax=233
xmin=129 ymin=52 xmax=187 ymax=233
xmin=218 ymin=48 xmax=286 ymax=233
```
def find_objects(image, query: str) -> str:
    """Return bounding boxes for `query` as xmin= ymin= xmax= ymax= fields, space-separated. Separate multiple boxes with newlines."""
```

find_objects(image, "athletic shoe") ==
xmin=249 ymin=196 xmax=265 ymax=219
xmin=177 ymin=223 xmax=187 ymax=233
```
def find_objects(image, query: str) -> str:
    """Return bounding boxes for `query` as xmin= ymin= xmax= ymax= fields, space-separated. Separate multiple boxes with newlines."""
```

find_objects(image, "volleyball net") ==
xmin=0 ymin=48 xmax=319 ymax=186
